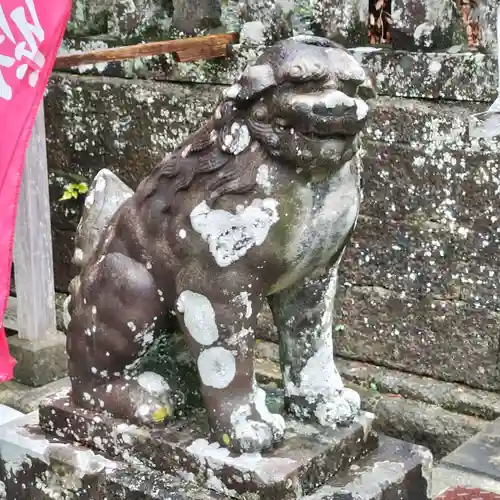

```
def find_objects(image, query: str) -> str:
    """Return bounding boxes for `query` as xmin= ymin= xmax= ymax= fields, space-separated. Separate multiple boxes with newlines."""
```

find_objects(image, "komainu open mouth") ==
xmin=297 ymin=129 xmax=356 ymax=142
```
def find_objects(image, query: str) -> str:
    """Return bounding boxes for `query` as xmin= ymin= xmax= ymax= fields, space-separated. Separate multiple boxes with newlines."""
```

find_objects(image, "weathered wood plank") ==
xmin=54 ymin=33 xmax=237 ymax=68
xmin=13 ymin=104 xmax=58 ymax=342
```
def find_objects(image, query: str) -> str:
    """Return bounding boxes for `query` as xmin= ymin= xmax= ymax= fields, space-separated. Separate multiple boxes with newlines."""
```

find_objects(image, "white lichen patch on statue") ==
xmin=285 ymin=281 xmax=343 ymax=398
xmin=135 ymin=404 xmax=154 ymax=420
xmin=75 ymin=168 xmax=134 ymax=268
xmin=110 ymin=422 xmax=150 ymax=448
xmin=253 ymin=383 xmax=285 ymax=439
xmin=190 ymin=198 xmax=279 ymax=267
xmin=228 ymin=383 xmax=285 ymax=452
xmin=197 ymin=346 xmax=236 ymax=389
xmin=314 ymin=388 xmax=361 ymax=427
xmin=226 ymin=327 xmax=253 ymax=354
xmin=354 ymin=98 xmax=369 ymax=120
xmin=224 ymin=83 xmax=242 ymax=99
xmin=62 ymin=295 xmax=71 ymax=331
xmin=230 ymin=404 xmax=267 ymax=451
xmin=177 ymin=291 xmax=219 ymax=346
xmin=0 ymin=412 xmax=53 ymax=478
xmin=317 ymin=90 xmax=368 ymax=121
xmin=74 ymin=247 xmax=84 ymax=264
xmin=137 ymin=372 xmax=170 ymax=396
xmin=132 ymin=322 xmax=155 ymax=354
xmin=85 ymin=172 xmax=107 ymax=209
xmin=232 ymin=291 xmax=253 ymax=319
xmin=256 ymin=164 xmax=273 ymax=195
xmin=133 ymin=372 xmax=175 ymax=423
xmin=186 ymin=438 xmax=297 ymax=484
xmin=359 ymin=411 xmax=375 ymax=441
xmin=45 ymin=443 xmax=119 ymax=477
xmin=222 ymin=122 xmax=251 ymax=155
xmin=32 ymin=443 xmax=120 ymax=499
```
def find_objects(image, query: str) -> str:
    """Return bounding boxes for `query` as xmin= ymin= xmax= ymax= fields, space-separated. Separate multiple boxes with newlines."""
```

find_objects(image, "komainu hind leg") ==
xmin=67 ymin=252 xmax=174 ymax=425
xmin=268 ymin=263 xmax=361 ymax=427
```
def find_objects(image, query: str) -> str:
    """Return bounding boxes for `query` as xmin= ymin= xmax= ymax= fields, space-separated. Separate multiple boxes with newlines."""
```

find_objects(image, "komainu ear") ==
xmin=219 ymin=120 xmax=252 ymax=155
xmin=357 ymin=71 xmax=377 ymax=100
xmin=226 ymin=64 xmax=277 ymax=104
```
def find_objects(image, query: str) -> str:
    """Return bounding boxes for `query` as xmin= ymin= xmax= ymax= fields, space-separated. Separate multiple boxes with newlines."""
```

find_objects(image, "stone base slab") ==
xmin=0 ymin=411 xmax=433 ymax=500
xmin=0 ymin=377 xmax=71 ymax=414
xmin=0 ymin=411 xmax=220 ymax=500
xmin=7 ymin=334 xmax=67 ymax=387
xmin=38 ymin=395 xmax=378 ymax=498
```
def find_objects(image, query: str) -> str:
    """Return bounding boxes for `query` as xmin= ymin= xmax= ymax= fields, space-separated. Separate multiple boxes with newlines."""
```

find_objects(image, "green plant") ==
xmin=59 ymin=182 xmax=88 ymax=201
xmin=370 ymin=381 xmax=378 ymax=392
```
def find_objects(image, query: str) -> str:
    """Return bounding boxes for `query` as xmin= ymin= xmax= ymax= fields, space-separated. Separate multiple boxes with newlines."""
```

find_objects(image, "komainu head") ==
xmin=214 ymin=35 xmax=376 ymax=170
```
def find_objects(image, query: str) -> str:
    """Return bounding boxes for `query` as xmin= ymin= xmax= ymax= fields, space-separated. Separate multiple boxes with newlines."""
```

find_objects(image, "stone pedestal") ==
xmin=7 ymin=334 xmax=67 ymax=387
xmin=10 ymin=105 xmax=67 ymax=388
xmin=0 ymin=411 xmax=220 ymax=500
xmin=38 ymin=395 xmax=378 ymax=498
xmin=0 ymin=389 xmax=433 ymax=499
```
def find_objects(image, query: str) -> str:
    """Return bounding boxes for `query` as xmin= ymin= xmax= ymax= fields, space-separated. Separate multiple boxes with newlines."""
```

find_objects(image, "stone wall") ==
xmin=35 ymin=0 xmax=500 ymax=391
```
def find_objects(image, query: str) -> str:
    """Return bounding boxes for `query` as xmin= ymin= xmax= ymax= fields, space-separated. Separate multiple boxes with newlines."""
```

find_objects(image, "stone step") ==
xmin=432 ymin=416 xmax=500 ymax=498
xmin=0 ymin=405 xmax=23 ymax=426
xmin=304 ymin=435 xmax=432 ymax=500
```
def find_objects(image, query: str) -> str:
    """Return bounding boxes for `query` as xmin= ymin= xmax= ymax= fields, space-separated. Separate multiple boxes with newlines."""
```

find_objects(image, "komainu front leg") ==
xmin=176 ymin=264 xmax=285 ymax=453
xmin=268 ymin=264 xmax=360 ymax=427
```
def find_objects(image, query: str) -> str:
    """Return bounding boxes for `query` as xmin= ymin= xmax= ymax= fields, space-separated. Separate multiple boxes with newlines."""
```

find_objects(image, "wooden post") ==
xmin=13 ymin=103 xmax=58 ymax=342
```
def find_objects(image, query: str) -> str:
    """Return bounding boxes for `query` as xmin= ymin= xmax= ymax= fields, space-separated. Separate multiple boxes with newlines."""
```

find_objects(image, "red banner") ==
xmin=0 ymin=0 xmax=71 ymax=381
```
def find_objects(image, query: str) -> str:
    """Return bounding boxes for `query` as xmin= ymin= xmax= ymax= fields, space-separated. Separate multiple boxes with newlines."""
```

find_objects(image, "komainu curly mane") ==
xmin=137 ymin=106 xmax=263 ymax=212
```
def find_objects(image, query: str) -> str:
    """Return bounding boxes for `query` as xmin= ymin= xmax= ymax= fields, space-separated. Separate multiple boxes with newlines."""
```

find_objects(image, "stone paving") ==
xmin=437 ymin=487 xmax=500 ymax=499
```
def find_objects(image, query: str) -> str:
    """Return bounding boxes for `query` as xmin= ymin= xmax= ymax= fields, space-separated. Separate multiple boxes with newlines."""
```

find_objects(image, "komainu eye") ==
xmin=253 ymin=106 xmax=267 ymax=121
xmin=274 ymin=118 xmax=289 ymax=131
xmin=289 ymin=64 xmax=305 ymax=78
xmin=289 ymin=61 xmax=327 ymax=81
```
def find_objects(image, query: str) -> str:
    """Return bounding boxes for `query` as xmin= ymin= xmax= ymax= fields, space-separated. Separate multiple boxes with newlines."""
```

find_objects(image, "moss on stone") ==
xmin=134 ymin=328 xmax=203 ymax=415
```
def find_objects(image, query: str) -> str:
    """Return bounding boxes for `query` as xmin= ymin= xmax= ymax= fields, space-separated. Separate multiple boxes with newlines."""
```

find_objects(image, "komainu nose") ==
xmin=313 ymin=102 xmax=345 ymax=116
xmin=312 ymin=90 xmax=356 ymax=116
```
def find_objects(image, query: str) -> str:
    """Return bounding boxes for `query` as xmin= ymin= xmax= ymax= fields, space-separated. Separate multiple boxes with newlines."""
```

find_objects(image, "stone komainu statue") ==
xmin=65 ymin=35 xmax=376 ymax=454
